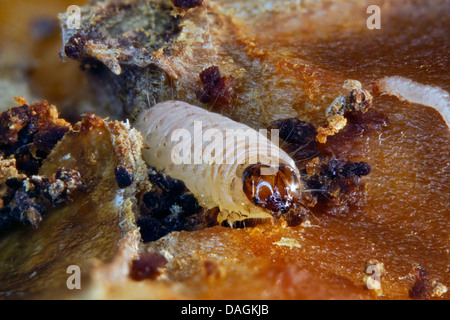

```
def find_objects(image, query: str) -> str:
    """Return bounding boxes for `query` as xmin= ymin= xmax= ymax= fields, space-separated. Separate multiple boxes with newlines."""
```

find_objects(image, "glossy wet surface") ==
xmin=0 ymin=0 xmax=448 ymax=299
xmin=143 ymin=0 xmax=449 ymax=299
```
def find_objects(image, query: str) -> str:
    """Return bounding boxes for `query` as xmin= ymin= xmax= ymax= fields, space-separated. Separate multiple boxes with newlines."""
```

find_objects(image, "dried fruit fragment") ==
xmin=284 ymin=206 xmax=309 ymax=227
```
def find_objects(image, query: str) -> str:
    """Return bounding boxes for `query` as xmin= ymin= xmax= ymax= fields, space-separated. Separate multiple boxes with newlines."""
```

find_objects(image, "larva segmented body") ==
xmin=135 ymin=101 xmax=301 ymax=224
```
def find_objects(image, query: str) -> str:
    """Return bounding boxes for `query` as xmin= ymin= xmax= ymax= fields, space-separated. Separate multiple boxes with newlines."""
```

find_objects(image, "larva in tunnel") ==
xmin=135 ymin=100 xmax=302 ymax=225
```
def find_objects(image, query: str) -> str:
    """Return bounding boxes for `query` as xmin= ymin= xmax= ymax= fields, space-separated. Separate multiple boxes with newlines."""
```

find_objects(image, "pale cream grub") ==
xmin=135 ymin=100 xmax=302 ymax=224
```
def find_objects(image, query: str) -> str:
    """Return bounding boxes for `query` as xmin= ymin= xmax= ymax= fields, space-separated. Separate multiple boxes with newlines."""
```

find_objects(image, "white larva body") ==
xmin=378 ymin=76 xmax=450 ymax=129
xmin=135 ymin=100 xmax=300 ymax=223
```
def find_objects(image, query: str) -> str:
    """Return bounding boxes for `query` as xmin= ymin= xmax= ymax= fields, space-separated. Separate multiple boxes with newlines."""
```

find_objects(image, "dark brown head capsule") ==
xmin=242 ymin=164 xmax=301 ymax=215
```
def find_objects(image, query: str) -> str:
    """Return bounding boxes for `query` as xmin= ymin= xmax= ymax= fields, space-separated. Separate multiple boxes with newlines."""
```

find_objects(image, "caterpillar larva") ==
xmin=135 ymin=101 xmax=302 ymax=224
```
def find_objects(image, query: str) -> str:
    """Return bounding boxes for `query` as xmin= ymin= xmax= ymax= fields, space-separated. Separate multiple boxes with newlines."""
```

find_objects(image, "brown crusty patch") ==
xmin=0 ymin=108 xmax=148 ymax=298
xmin=0 ymin=98 xmax=72 ymax=175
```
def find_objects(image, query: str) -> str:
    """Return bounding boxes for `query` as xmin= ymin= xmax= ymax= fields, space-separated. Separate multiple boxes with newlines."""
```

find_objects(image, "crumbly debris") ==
xmin=0 ymin=104 xmax=29 ymax=146
xmin=0 ymin=157 xmax=26 ymax=205
xmin=301 ymin=156 xmax=371 ymax=215
xmin=0 ymin=102 xmax=96 ymax=231
xmin=0 ymin=106 xmax=147 ymax=234
xmin=0 ymin=105 xmax=143 ymax=297
xmin=196 ymin=66 xmax=237 ymax=106
xmin=0 ymin=107 xmax=150 ymax=232
xmin=284 ymin=206 xmax=309 ymax=227
xmin=271 ymin=116 xmax=372 ymax=217
xmin=316 ymin=115 xmax=347 ymax=144
xmin=137 ymin=166 xmax=202 ymax=242
xmin=318 ymin=80 xmax=373 ymax=143
xmin=74 ymin=112 xmax=104 ymax=133
xmin=305 ymin=157 xmax=371 ymax=177
xmin=0 ymin=98 xmax=72 ymax=175
xmin=1 ymin=167 xmax=86 ymax=230
xmin=0 ymin=100 xmax=79 ymax=230
xmin=327 ymin=80 xmax=373 ymax=117
xmin=407 ymin=264 xmax=447 ymax=300
xmin=10 ymin=189 xmax=46 ymax=229
xmin=41 ymin=168 xmax=86 ymax=206
xmin=272 ymin=117 xmax=320 ymax=164
xmin=0 ymin=157 xmax=37 ymax=231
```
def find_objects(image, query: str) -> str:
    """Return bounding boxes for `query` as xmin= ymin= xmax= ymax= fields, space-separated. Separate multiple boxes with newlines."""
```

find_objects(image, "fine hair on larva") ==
xmin=135 ymin=100 xmax=302 ymax=224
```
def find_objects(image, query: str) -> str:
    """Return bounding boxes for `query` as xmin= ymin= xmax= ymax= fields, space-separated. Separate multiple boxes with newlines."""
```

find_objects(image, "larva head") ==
xmin=242 ymin=164 xmax=301 ymax=215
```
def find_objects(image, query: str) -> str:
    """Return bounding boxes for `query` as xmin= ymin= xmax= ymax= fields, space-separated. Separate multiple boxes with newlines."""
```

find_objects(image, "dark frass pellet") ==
xmin=271 ymin=118 xmax=317 ymax=145
xmin=114 ymin=165 xmax=133 ymax=188
xmin=64 ymin=34 xmax=87 ymax=60
xmin=172 ymin=0 xmax=203 ymax=9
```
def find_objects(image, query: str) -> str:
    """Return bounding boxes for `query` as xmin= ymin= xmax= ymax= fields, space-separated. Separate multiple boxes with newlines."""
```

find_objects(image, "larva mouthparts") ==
xmin=135 ymin=100 xmax=302 ymax=224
